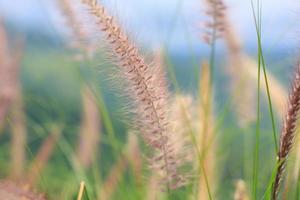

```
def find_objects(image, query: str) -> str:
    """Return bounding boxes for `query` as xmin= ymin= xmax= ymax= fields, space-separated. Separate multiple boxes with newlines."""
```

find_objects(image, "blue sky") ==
xmin=0 ymin=0 xmax=298 ymax=51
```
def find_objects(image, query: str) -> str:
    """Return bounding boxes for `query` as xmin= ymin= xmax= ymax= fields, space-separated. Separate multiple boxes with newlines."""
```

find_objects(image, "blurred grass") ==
xmin=4 ymin=44 xmax=289 ymax=199
xmin=0 ymin=10 xmax=297 ymax=198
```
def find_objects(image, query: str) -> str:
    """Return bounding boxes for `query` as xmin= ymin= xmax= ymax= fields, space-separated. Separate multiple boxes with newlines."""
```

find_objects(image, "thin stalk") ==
xmin=251 ymin=0 xmax=262 ymax=198
xmin=252 ymin=43 xmax=261 ymax=200
xmin=251 ymin=0 xmax=278 ymax=153
xmin=261 ymin=161 xmax=279 ymax=200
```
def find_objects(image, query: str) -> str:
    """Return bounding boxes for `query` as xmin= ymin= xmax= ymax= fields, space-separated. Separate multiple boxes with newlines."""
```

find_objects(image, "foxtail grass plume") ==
xmin=58 ymin=0 xmax=87 ymax=52
xmin=202 ymin=0 xmax=226 ymax=44
xmin=154 ymin=45 xmax=194 ymax=189
xmin=212 ymin=0 xmax=287 ymax=125
xmin=7 ymin=41 xmax=26 ymax=181
xmin=198 ymin=61 xmax=216 ymax=199
xmin=272 ymin=64 xmax=300 ymax=199
xmin=58 ymin=0 xmax=95 ymax=57
xmin=59 ymin=1 xmax=101 ymax=169
xmin=76 ymin=85 xmax=101 ymax=169
xmin=10 ymin=80 xmax=27 ymax=180
xmin=59 ymin=0 xmax=85 ymax=44
xmin=145 ymin=94 xmax=196 ymax=199
xmin=81 ymin=0 xmax=187 ymax=190
xmin=168 ymin=95 xmax=195 ymax=165
xmin=0 ymin=19 xmax=28 ymax=182
xmin=153 ymin=47 xmax=169 ymax=97
xmin=0 ymin=23 xmax=26 ymax=177
xmin=154 ymin=48 xmax=194 ymax=185
xmin=0 ymin=21 xmax=11 ymax=126
xmin=0 ymin=21 xmax=18 ymax=130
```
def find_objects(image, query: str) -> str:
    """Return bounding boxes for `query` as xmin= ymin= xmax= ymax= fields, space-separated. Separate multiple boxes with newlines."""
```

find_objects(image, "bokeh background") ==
xmin=0 ymin=0 xmax=300 ymax=199
xmin=0 ymin=0 xmax=298 ymax=48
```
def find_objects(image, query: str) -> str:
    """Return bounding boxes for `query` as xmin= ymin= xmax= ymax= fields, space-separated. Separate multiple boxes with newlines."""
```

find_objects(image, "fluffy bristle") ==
xmin=272 ymin=64 xmax=300 ymax=199
xmin=81 ymin=0 xmax=187 ymax=190
xmin=202 ymin=0 xmax=226 ymax=44
xmin=59 ymin=0 xmax=86 ymax=49
xmin=168 ymin=95 xmax=195 ymax=163
xmin=59 ymin=0 xmax=95 ymax=58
